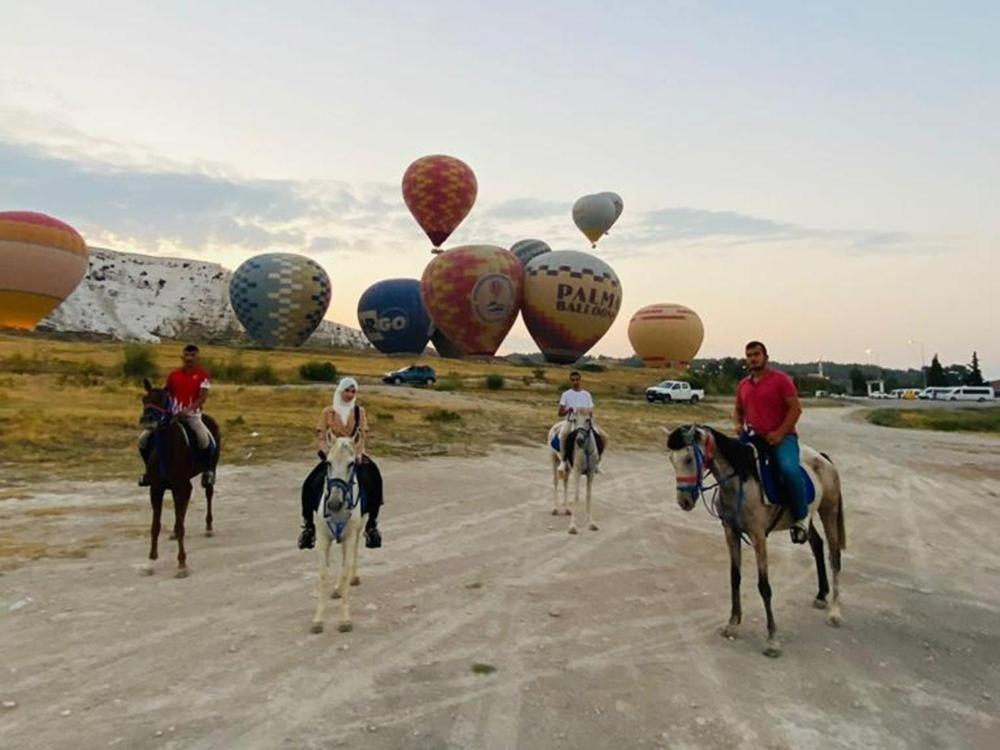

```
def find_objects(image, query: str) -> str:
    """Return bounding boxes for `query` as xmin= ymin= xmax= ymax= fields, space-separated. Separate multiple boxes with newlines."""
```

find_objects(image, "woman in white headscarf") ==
xmin=298 ymin=377 xmax=383 ymax=549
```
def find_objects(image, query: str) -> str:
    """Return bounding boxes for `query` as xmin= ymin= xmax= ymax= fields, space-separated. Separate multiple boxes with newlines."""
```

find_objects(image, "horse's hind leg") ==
xmin=721 ymin=525 xmax=742 ymax=638
xmin=586 ymin=474 xmax=598 ymax=531
xmin=173 ymin=484 xmax=191 ymax=578
xmin=752 ymin=536 xmax=781 ymax=657
xmin=808 ymin=522 xmax=829 ymax=609
xmin=144 ymin=488 xmax=164 ymax=575
xmin=350 ymin=518 xmax=363 ymax=587
xmin=819 ymin=502 xmax=843 ymax=627
xmin=204 ymin=485 xmax=214 ymax=537
xmin=337 ymin=526 xmax=357 ymax=632
xmin=311 ymin=533 xmax=332 ymax=633
xmin=551 ymin=457 xmax=561 ymax=515
xmin=568 ymin=470 xmax=580 ymax=535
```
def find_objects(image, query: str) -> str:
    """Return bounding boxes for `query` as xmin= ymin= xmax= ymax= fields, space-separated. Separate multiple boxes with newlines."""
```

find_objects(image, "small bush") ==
xmin=435 ymin=379 xmax=462 ymax=391
xmin=579 ymin=363 xmax=606 ymax=373
xmin=227 ymin=415 xmax=246 ymax=426
xmin=250 ymin=362 xmax=279 ymax=385
xmin=485 ymin=373 xmax=505 ymax=390
xmin=532 ymin=368 xmax=547 ymax=382
xmin=374 ymin=411 xmax=395 ymax=421
xmin=424 ymin=409 xmax=463 ymax=424
xmin=299 ymin=361 xmax=338 ymax=382
xmin=522 ymin=375 xmax=533 ymax=385
xmin=122 ymin=344 xmax=158 ymax=380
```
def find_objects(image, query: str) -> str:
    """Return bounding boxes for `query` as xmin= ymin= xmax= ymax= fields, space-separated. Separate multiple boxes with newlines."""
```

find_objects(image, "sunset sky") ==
xmin=1 ymin=1 xmax=996 ymax=374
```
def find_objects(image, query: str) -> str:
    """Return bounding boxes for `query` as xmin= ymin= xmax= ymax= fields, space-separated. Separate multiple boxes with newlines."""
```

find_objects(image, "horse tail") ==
xmin=836 ymin=489 xmax=846 ymax=551
xmin=820 ymin=451 xmax=833 ymax=464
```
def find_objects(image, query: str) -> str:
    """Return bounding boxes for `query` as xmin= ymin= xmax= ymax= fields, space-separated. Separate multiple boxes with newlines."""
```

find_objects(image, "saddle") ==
xmin=741 ymin=435 xmax=815 ymax=508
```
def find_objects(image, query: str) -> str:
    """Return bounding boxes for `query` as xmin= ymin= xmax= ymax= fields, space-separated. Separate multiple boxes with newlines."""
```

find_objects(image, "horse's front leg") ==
xmin=721 ymin=525 xmax=742 ymax=638
xmin=173 ymin=483 xmax=191 ymax=578
xmin=311 ymin=530 xmax=332 ymax=633
xmin=204 ymin=484 xmax=214 ymax=537
xmin=585 ymin=471 xmax=598 ymax=531
xmin=752 ymin=535 xmax=780 ymax=657
xmin=144 ymin=487 xmax=164 ymax=575
xmin=568 ymin=467 xmax=580 ymax=535
xmin=350 ymin=516 xmax=363 ymax=587
xmin=336 ymin=523 xmax=357 ymax=632
xmin=551 ymin=456 xmax=561 ymax=515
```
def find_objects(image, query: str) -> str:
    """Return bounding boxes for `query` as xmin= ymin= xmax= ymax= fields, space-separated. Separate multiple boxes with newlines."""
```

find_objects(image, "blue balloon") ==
xmin=357 ymin=279 xmax=432 ymax=354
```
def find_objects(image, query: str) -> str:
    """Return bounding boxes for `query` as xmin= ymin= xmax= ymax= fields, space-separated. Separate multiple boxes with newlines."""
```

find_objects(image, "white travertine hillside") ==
xmin=38 ymin=247 xmax=369 ymax=348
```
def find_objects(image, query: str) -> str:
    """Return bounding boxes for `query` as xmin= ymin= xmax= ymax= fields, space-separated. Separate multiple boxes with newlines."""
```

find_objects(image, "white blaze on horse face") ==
xmin=669 ymin=447 xmax=698 ymax=510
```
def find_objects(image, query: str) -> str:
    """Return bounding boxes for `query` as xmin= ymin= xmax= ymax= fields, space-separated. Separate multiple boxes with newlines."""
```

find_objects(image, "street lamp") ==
xmin=907 ymin=339 xmax=926 ymax=387
xmin=864 ymin=348 xmax=880 ymax=367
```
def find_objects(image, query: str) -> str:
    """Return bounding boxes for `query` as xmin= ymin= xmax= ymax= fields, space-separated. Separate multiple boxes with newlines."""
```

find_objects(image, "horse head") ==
xmin=664 ymin=424 xmax=715 ymax=511
xmin=323 ymin=436 xmax=358 ymax=513
xmin=572 ymin=410 xmax=594 ymax=448
xmin=140 ymin=378 xmax=172 ymax=430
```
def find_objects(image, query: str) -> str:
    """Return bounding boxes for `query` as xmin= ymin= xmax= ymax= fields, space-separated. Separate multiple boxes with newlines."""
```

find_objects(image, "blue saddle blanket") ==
xmin=550 ymin=434 xmax=561 ymax=451
xmin=744 ymin=437 xmax=816 ymax=507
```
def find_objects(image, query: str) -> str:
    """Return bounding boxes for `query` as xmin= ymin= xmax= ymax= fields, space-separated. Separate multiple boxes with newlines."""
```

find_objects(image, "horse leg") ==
xmin=562 ymin=473 xmax=570 ymax=515
xmin=808 ymin=522 xmax=829 ymax=609
xmin=819 ymin=502 xmax=843 ymax=627
xmin=551 ymin=456 xmax=561 ymax=515
xmin=721 ymin=525 xmax=742 ymax=638
xmin=337 ymin=524 xmax=356 ymax=632
xmin=586 ymin=472 xmax=598 ymax=531
xmin=568 ymin=467 xmax=580 ymax=535
xmin=172 ymin=484 xmax=191 ymax=577
xmin=350 ymin=517 xmax=363 ymax=587
xmin=144 ymin=487 xmax=164 ymax=575
xmin=204 ymin=484 xmax=214 ymax=537
xmin=753 ymin=536 xmax=780 ymax=657
xmin=311 ymin=530 xmax=332 ymax=633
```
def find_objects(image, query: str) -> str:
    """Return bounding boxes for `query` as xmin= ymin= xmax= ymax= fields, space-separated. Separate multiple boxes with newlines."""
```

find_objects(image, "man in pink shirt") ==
xmin=734 ymin=340 xmax=808 ymax=543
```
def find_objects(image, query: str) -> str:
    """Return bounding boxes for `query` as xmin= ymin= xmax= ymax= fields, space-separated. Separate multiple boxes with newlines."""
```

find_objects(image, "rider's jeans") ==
xmin=772 ymin=434 xmax=808 ymax=521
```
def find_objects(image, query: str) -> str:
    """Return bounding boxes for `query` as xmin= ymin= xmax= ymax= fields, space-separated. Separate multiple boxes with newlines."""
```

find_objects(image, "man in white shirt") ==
xmin=556 ymin=371 xmax=603 ymax=475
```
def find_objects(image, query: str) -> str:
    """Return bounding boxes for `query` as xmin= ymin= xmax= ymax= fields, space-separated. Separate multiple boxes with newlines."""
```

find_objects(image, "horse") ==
xmin=547 ymin=410 xmax=602 ymax=535
xmin=139 ymin=378 xmax=220 ymax=578
xmin=310 ymin=434 xmax=368 ymax=634
xmin=664 ymin=424 xmax=846 ymax=657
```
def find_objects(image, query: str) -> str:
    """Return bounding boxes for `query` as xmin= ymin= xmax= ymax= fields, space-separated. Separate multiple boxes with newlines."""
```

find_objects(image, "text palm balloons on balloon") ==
xmin=229 ymin=253 xmax=331 ymax=348
xmin=521 ymin=250 xmax=622 ymax=364
xmin=627 ymin=303 xmax=704 ymax=369
xmin=420 ymin=245 xmax=523 ymax=356
xmin=357 ymin=278 xmax=432 ymax=354
xmin=402 ymin=155 xmax=478 ymax=252
xmin=0 ymin=211 xmax=88 ymax=329
xmin=510 ymin=239 xmax=551 ymax=267
xmin=572 ymin=193 xmax=622 ymax=247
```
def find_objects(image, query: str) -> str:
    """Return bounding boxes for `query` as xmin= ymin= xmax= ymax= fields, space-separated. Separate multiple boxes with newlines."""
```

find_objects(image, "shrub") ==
xmin=299 ymin=361 xmax=338 ymax=382
xmin=424 ymin=409 xmax=463 ymax=423
xmin=579 ymin=363 xmax=606 ymax=373
xmin=485 ymin=373 xmax=505 ymax=390
xmin=122 ymin=344 xmax=158 ymax=380
xmin=250 ymin=362 xmax=279 ymax=385
xmin=532 ymin=368 xmax=547 ymax=382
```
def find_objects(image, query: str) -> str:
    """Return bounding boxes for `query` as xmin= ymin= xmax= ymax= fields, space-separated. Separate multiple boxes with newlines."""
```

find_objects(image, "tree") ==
xmin=966 ymin=351 xmax=984 ymax=386
xmin=927 ymin=354 xmax=946 ymax=387
xmin=944 ymin=364 xmax=969 ymax=387
xmin=849 ymin=367 xmax=867 ymax=395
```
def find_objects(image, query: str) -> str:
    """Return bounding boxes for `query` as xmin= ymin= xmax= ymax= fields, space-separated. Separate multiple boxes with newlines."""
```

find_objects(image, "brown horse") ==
xmin=665 ymin=425 xmax=845 ymax=657
xmin=139 ymin=378 xmax=220 ymax=577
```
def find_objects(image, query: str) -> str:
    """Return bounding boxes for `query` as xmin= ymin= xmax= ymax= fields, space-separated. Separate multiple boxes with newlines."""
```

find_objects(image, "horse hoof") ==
xmin=338 ymin=622 xmax=353 ymax=633
xmin=763 ymin=643 xmax=782 ymax=658
xmin=169 ymin=533 xmax=177 ymax=541
xmin=562 ymin=509 xmax=572 ymax=516
xmin=588 ymin=523 xmax=599 ymax=531
xmin=813 ymin=598 xmax=828 ymax=610
xmin=350 ymin=576 xmax=360 ymax=587
xmin=551 ymin=509 xmax=560 ymax=516
xmin=332 ymin=590 xmax=342 ymax=600
xmin=568 ymin=526 xmax=578 ymax=535
xmin=310 ymin=622 xmax=324 ymax=634
xmin=720 ymin=626 xmax=739 ymax=640
xmin=174 ymin=568 xmax=189 ymax=579
xmin=140 ymin=565 xmax=154 ymax=576
xmin=826 ymin=612 xmax=842 ymax=628
xmin=205 ymin=529 xmax=214 ymax=538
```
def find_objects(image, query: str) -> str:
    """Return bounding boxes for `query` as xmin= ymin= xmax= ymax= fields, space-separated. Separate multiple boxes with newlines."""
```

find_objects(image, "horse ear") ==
xmin=143 ymin=378 xmax=153 ymax=392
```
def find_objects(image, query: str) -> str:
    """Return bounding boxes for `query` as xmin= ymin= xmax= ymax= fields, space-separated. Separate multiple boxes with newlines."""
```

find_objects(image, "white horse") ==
xmin=548 ymin=410 xmax=601 ymax=534
xmin=310 ymin=435 xmax=368 ymax=634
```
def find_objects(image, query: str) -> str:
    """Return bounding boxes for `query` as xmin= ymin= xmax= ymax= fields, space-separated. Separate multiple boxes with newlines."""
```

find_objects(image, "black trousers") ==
xmin=301 ymin=457 xmax=383 ymax=530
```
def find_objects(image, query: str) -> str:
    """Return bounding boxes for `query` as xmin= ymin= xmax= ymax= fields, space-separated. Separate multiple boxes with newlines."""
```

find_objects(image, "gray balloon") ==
xmin=572 ymin=194 xmax=618 ymax=247
xmin=597 ymin=191 xmax=624 ymax=222
xmin=510 ymin=239 xmax=551 ymax=267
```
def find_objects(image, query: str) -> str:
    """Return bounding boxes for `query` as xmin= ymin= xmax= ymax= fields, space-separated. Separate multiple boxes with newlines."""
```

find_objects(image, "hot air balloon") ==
xmin=572 ymin=194 xmax=619 ymax=247
xmin=521 ymin=250 xmax=622 ymax=364
xmin=430 ymin=326 xmax=464 ymax=359
xmin=402 ymin=155 xmax=478 ymax=252
xmin=229 ymin=253 xmax=331 ymax=348
xmin=357 ymin=278 xmax=432 ymax=354
xmin=510 ymin=239 xmax=551 ymax=267
xmin=627 ymin=303 xmax=704 ymax=369
xmin=420 ymin=245 xmax=523 ymax=356
xmin=0 ymin=211 xmax=88 ymax=330
xmin=597 ymin=191 xmax=624 ymax=223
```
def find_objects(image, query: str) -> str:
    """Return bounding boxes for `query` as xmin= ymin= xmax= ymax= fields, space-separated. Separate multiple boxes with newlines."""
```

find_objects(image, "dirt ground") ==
xmin=1 ymin=407 xmax=998 ymax=749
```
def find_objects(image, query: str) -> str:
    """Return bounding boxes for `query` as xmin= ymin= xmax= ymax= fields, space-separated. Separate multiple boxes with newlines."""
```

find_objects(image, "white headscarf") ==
xmin=332 ymin=377 xmax=359 ymax=425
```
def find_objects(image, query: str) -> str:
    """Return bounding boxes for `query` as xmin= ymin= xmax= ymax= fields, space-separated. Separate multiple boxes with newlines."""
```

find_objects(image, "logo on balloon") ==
xmin=358 ymin=307 xmax=410 ymax=342
xmin=555 ymin=284 xmax=620 ymax=319
xmin=471 ymin=274 xmax=517 ymax=324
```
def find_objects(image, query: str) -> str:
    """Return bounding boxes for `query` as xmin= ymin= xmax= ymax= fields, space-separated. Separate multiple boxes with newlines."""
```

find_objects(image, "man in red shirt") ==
xmin=139 ymin=344 xmax=215 ymax=486
xmin=734 ymin=340 xmax=808 ymax=543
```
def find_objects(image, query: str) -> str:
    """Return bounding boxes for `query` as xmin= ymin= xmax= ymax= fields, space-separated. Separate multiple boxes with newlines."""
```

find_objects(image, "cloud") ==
xmin=482 ymin=197 xmax=570 ymax=221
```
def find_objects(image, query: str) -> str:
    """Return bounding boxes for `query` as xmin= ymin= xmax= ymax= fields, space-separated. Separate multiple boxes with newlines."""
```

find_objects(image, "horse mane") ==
xmin=706 ymin=428 xmax=757 ymax=482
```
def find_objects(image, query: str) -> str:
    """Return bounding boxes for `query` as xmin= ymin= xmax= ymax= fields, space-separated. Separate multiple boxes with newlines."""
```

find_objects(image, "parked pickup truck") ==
xmin=645 ymin=380 xmax=705 ymax=404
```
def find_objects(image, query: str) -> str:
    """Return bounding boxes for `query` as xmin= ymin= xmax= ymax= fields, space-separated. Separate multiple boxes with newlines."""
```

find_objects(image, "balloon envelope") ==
xmin=510 ymin=239 xmax=551 ymax=267
xmin=522 ymin=250 xmax=622 ymax=364
xmin=430 ymin=326 xmax=464 ymax=359
xmin=402 ymin=155 xmax=478 ymax=249
xmin=627 ymin=303 xmax=704 ymax=369
xmin=229 ymin=253 xmax=331 ymax=348
xmin=572 ymin=194 xmax=618 ymax=247
xmin=597 ymin=191 xmax=624 ymax=222
xmin=0 ymin=211 xmax=88 ymax=330
xmin=420 ymin=245 xmax=523 ymax=356
xmin=357 ymin=278 xmax=432 ymax=354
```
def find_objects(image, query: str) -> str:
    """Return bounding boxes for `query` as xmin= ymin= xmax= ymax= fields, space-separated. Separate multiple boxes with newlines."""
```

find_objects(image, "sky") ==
xmin=1 ymin=1 xmax=997 ymax=375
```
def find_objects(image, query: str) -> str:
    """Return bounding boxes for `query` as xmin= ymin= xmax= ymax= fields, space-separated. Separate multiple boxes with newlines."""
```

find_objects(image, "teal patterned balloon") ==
xmin=229 ymin=253 xmax=332 ymax=347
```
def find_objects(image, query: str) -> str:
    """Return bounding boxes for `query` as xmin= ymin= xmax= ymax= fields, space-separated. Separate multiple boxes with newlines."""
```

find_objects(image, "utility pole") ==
xmin=908 ymin=339 xmax=926 ymax=387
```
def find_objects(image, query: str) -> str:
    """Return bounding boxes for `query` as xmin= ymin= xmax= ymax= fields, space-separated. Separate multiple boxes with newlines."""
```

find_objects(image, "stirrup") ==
xmin=138 ymin=475 xmax=150 ymax=487
xmin=365 ymin=526 xmax=382 ymax=549
xmin=298 ymin=524 xmax=316 ymax=550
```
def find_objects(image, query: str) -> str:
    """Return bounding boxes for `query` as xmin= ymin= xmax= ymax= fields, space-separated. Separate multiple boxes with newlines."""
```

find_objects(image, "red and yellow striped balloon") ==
xmin=627 ymin=303 xmax=704 ymax=369
xmin=402 ymin=155 xmax=478 ymax=250
xmin=420 ymin=245 xmax=523 ymax=356
xmin=0 ymin=212 xmax=88 ymax=330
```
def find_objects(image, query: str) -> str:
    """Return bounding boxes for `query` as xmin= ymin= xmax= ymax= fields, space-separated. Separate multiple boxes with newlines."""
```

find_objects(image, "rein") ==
xmin=674 ymin=429 xmax=750 ymax=541
xmin=323 ymin=459 xmax=360 ymax=542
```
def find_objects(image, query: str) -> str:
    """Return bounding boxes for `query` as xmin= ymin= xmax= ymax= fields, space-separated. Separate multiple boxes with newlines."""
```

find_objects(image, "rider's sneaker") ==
xmin=298 ymin=524 xmax=316 ymax=550
xmin=365 ymin=526 xmax=382 ymax=549
xmin=138 ymin=474 xmax=150 ymax=487
xmin=790 ymin=518 xmax=809 ymax=544
xmin=201 ymin=470 xmax=215 ymax=488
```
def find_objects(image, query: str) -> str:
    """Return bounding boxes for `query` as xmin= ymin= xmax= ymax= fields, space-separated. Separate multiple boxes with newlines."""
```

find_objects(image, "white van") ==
xmin=943 ymin=386 xmax=995 ymax=402
xmin=919 ymin=387 xmax=953 ymax=400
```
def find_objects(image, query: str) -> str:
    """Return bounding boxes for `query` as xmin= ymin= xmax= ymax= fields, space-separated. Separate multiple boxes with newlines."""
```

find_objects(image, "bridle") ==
xmin=323 ymin=454 xmax=359 ymax=542
xmin=672 ymin=426 xmax=749 ymax=538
